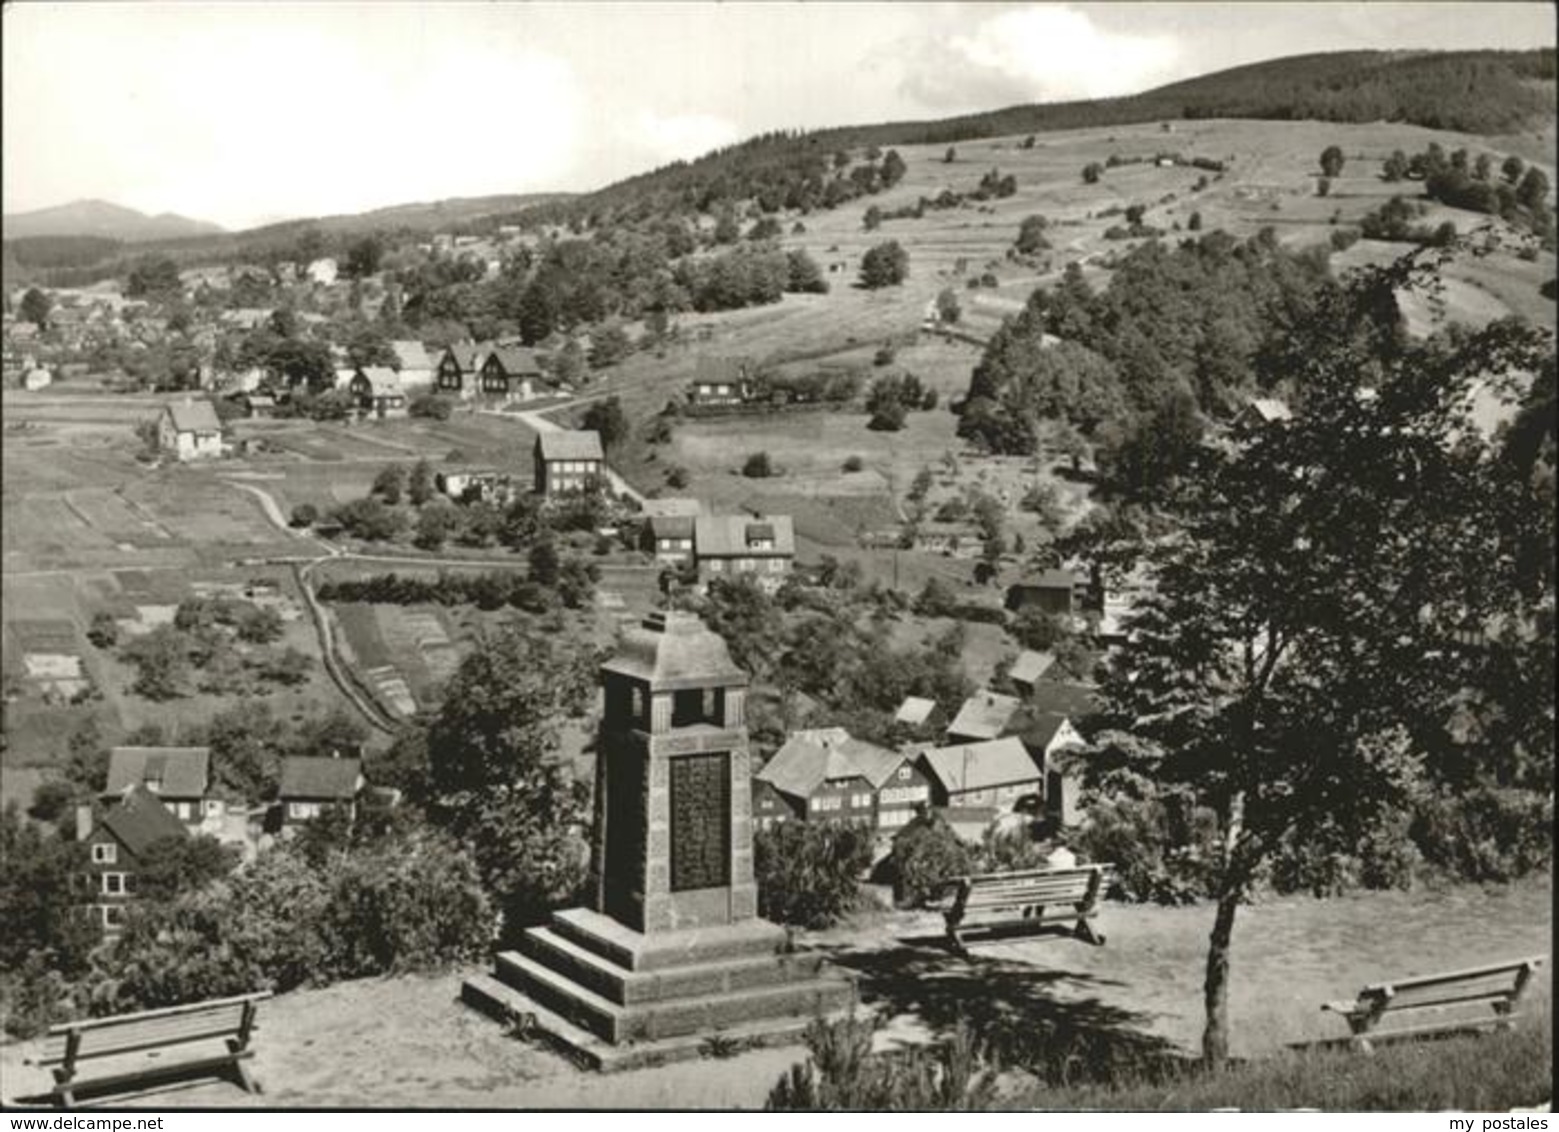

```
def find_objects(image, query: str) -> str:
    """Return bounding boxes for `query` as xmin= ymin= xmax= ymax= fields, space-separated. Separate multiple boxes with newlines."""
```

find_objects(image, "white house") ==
xmin=389 ymin=340 xmax=435 ymax=390
xmin=305 ymin=258 xmax=339 ymax=285
xmin=157 ymin=399 xmax=224 ymax=461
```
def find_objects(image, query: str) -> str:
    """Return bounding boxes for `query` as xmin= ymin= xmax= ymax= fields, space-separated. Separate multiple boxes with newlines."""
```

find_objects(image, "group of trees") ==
xmin=317 ymin=559 xmax=598 ymax=612
xmin=864 ymin=372 xmax=937 ymax=431
xmin=1379 ymin=142 xmax=1553 ymax=240
xmin=102 ymin=599 xmax=312 ymax=701
xmin=859 ymin=241 xmax=910 ymax=289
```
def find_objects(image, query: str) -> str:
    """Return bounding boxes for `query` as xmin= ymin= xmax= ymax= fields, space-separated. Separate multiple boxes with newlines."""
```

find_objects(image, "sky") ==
xmin=3 ymin=2 xmax=1554 ymax=232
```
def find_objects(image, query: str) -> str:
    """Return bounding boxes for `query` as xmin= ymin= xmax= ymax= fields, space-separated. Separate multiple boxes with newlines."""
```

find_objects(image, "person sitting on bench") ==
xmin=1045 ymin=839 xmax=1077 ymax=869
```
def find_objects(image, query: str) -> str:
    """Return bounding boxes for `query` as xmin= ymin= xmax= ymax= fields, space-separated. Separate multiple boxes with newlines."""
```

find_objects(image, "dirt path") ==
xmin=5 ymin=875 xmax=1545 ymax=1110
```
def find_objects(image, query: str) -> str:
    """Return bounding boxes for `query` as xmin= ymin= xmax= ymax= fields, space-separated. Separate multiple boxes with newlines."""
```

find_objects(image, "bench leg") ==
xmin=1073 ymin=917 xmax=1105 ymax=946
xmin=227 ymin=1040 xmax=262 ymax=1095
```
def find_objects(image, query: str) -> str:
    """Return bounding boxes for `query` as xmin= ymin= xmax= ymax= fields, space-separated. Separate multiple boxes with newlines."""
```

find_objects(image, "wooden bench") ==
xmin=27 ymin=991 xmax=271 ymax=1107
xmin=1312 ymin=957 xmax=1545 ymax=1052
xmin=941 ymin=864 xmax=1113 ymax=954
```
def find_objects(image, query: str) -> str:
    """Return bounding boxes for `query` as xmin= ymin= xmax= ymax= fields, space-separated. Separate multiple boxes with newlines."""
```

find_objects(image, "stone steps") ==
xmin=493 ymin=949 xmax=855 ymax=1045
xmin=520 ymin=924 xmax=828 ymax=1006
xmin=550 ymin=906 xmax=788 ymax=972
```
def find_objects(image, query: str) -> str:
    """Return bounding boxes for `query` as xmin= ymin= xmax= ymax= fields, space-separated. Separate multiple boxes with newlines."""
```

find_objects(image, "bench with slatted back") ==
xmin=1314 ymin=957 xmax=1545 ymax=1053
xmin=27 ymin=991 xmax=271 ymax=1108
xmin=941 ymin=864 xmax=1113 ymax=954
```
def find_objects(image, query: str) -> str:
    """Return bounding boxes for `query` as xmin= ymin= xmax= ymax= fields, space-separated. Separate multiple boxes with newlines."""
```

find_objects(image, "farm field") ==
xmin=3 ymin=873 xmax=1544 ymax=1108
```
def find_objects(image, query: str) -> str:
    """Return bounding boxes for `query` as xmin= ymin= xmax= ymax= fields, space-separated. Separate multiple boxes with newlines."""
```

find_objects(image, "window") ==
xmin=144 ymin=776 xmax=163 ymax=794
xmin=897 ymin=766 xmax=913 ymax=781
xmin=92 ymin=843 xmax=117 ymax=865
xmin=101 ymin=905 xmax=124 ymax=928
xmin=812 ymin=795 xmax=841 ymax=813
xmin=768 ymin=558 xmax=786 ymax=573
xmin=101 ymin=873 xmax=126 ymax=896
xmin=851 ymin=793 xmax=872 ymax=809
xmin=174 ymin=801 xmax=194 ymax=820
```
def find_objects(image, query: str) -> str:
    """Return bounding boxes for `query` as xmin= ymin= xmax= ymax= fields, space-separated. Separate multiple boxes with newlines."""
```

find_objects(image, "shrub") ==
xmin=409 ymin=392 xmax=454 ymax=421
xmin=1410 ymin=787 xmax=1553 ymax=883
xmin=665 ymin=465 xmax=690 ymax=489
xmin=1071 ymin=794 xmax=1219 ymax=904
xmin=842 ymin=455 xmax=865 ymax=473
xmin=87 ymin=611 xmax=119 ymax=649
xmin=27 ymin=780 xmax=76 ymax=824
xmin=888 ymin=812 xmax=976 ymax=907
xmin=753 ymin=821 xmax=873 ymax=928
xmin=767 ymin=1014 xmax=996 ymax=1111
xmin=289 ymin=502 xmax=319 ymax=528
xmin=742 ymin=451 xmax=775 ymax=478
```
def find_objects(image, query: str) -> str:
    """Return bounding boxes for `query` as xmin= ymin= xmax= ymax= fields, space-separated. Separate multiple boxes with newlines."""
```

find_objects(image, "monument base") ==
xmin=462 ymin=908 xmax=856 ymax=1067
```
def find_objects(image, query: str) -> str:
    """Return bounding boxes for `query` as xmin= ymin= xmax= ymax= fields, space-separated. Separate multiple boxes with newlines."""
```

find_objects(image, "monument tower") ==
xmin=465 ymin=611 xmax=854 ymax=1069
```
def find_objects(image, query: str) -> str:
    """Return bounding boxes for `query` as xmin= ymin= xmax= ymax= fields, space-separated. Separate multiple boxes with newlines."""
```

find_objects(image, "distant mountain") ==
xmin=229 ymin=192 xmax=572 ymax=243
xmin=3 ymin=199 xmax=224 ymax=242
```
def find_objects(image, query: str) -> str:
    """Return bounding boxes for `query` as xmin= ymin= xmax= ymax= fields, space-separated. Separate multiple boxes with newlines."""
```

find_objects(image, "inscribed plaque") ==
xmin=669 ymin=752 xmax=730 ymax=891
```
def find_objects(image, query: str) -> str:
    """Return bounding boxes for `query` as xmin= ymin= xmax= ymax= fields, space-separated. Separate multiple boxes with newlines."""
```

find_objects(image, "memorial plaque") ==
xmin=670 ymin=752 xmax=730 ymax=891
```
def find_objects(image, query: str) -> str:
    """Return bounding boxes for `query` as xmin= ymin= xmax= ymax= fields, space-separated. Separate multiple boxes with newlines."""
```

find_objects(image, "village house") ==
xmin=895 ymin=695 xmax=938 ymax=729
xmin=479 ymin=345 xmax=547 ymax=400
xmin=916 ymin=735 xmax=1045 ymax=816
xmin=435 ymin=342 xmax=488 ymax=398
xmin=305 ymin=257 xmax=339 ymax=286
xmin=945 ymin=688 xmax=1023 ymax=744
xmin=638 ymin=498 xmax=702 ymax=563
xmin=157 ymin=398 xmax=225 ymax=461
xmin=915 ymin=520 xmax=985 ymax=556
xmin=1008 ymin=682 xmax=1096 ymax=827
xmin=1236 ymin=397 xmax=1294 ymax=431
xmin=103 ymin=746 xmax=218 ymax=826
xmin=534 ymin=430 xmax=605 ymax=495
xmin=221 ymin=308 xmax=271 ymax=332
xmin=389 ymin=340 xmax=434 ymax=390
xmin=1008 ymin=650 xmax=1057 ymax=696
xmin=1005 ymin=567 xmax=1095 ymax=618
xmin=687 ymin=355 xmax=757 ymax=406
xmin=693 ymin=514 xmax=795 ymax=589
xmin=81 ymin=785 xmax=189 ymax=933
xmin=348 ymin=366 xmax=407 ymax=419
xmin=277 ymin=756 xmax=364 ymax=826
xmin=435 ymin=466 xmax=519 ymax=505
xmin=752 ymin=728 xmax=932 ymax=831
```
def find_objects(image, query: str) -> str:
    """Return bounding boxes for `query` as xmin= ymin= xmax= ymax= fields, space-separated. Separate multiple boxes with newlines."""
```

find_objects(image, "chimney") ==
xmin=75 ymin=803 xmax=94 ymax=842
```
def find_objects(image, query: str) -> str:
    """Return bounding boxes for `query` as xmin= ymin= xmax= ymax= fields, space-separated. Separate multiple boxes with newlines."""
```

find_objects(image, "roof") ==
xmin=1012 ymin=568 xmax=1082 ymax=591
xmin=487 ymin=346 xmax=543 ymax=376
xmin=947 ymin=689 xmax=1023 ymax=741
xmin=918 ymin=737 xmax=1042 ymax=795
xmin=895 ymin=696 xmax=937 ymax=726
xmin=694 ymin=356 xmax=753 ymax=384
xmin=105 ymin=746 xmax=210 ymax=797
xmin=278 ymin=756 xmax=363 ymax=799
xmin=694 ymin=514 xmax=796 ymax=557
xmin=757 ymin=728 xmax=905 ymax=799
xmin=1244 ymin=398 xmax=1293 ymax=423
xmin=640 ymin=497 xmax=703 ymax=519
xmin=649 ymin=515 xmax=696 ymax=539
xmin=354 ymin=366 xmax=401 ymax=396
xmin=599 ymin=610 xmax=748 ymax=692
xmin=164 ymin=400 xmax=222 ymax=434
xmin=390 ymin=341 xmax=432 ymax=371
xmin=445 ymin=342 xmax=490 ymax=372
xmin=537 ymin=430 xmax=604 ymax=462
xmin=99 ymin=785 xmax=190 ymax=857
xmin=1009 ymin=650 xmax=1056 ymax=686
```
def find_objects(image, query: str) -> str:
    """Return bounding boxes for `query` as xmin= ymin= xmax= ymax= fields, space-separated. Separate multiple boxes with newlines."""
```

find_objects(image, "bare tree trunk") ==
xmin=1202 ymin=790 xmax=1246 ymax=1068
xmin=1201 ymin=885 xmax=1241 ymax=1067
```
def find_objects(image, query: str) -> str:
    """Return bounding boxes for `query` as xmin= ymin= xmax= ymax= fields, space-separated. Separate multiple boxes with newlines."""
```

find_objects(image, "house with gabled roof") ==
xmin=435 ymin=341 xmax=490 ymax=398
xmin=1009 ymin=682 xmax=1097 ymax=827
xmin=895 ymin=695 xmax=938 ymax=728
xmin=534 ymin=430 xmax=604 ymax=495
xmin=693 ymin=514 xmax=795 ymax=590
xmin=157 ymin=398 xmax=224 ymax=461
xmin=479 ymin=345 xmax=547 ymax=400
xmin=277 ymin=756 xmax=364 ymax=826
xmin=84 ymin=785 xmax=190 ymax=933
xmin=347 ymin=366 xmax=407 ymax=419
xmin=1005 ymin=567 xmax=1092 ymax=618
xmin=753 ymin=727 xmax=931 ymax=831
xmin=946 ymin=688 xmax=1023 ymax=744
xmin=389 ymin=340 xmax=434 ymax=389
xmin=103 ymin=746 xmax=217 ymax=825
xmin=688 ymin=355 xmax=757 ymax=406
xmin=916 ymin=735 xmax=1044 ymax=815
xmin=1236 ymin=397 xmax=1293 ymax=431
xmin=1008 ymin=650 xmax=1056 ymax=696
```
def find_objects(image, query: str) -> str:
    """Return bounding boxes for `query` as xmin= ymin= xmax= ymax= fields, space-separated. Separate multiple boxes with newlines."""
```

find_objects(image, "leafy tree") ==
xmin=1082 ymin=162 xmax=1103 ymax=184
xmin=936 ymin=288 xmax=962 ymax=325
xmin=753 ymin=821 xmax=873 ymax=928
xmin=1015 ymin=215 xmax=1051 ymax=255
xmin=1319 ymin=145 xmax=1346 ymax=177
xmin=372 ymin=464 xmax=406 ymax=505
xmin=785 ymin=249 xmax=828 ymax=294
xmin=331 ymin=497 xmax=406 ymax=542
xmin=552 ymin=340 xmax=587 ymax=387
xmin=1382 ymin=149 xmax=1409 ymax=181
xmin=87 ymin=611 xmax=120 ymax=649
xmin=134 ymin=835 xmax=239 ymax=903
xmin=19 ymin=287 xmax=51 ymax=329
xmin=0 ymin=805 xmax=100 ymax=976
xmin=859 ymin=241 xmax=909 ymax=289
xmin=742 ymin=451 xmax=775 ymax=478
xmin=421 ymin=628 xmax=592 ymax=933
xmin=290 ymin=502 xmax=319 ymax=528
xmin=121 ymin=625 xmax=189 ymax=700
xmin=237 ymin=606 xmax=284 ymax=645
xmin=28 ymin=780 xmax=76 ymax=825
xmin=867 ymin=398 xmax=907 ymax=432
xmin=888 ymin=811 xmax=976 ymax=907
xmin=126 ymin=257 xmax=181 ymax=298
xmin=1516 ymin=166 xmax=1550 ymax=212
xmin=1501 ymin=154 xmax=1526 ymax=184
xmin=863 ymin=205 xmax=882 ymax=232
xmin=582 ymin=397 xmax=630 ymax=452
xmin=880 ymin=149 xmax=907 ymax=186
xmin=407 ymin=458 xmax=434 ymax=506
xmin=944 ymin=147 xmax=957 ymax=164
xmin=589 ymin=326 xmax=633 ymax=369
xmin=414 ymin=502 xmax=459 ymax=550
xmin=1093 ymin=246 xmax=1554 ymax=1065
xmin=343 ymin=234 xmax=385 ymax=279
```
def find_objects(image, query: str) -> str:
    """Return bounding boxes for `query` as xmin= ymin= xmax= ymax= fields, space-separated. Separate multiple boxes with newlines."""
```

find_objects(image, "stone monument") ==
xmin=464 ymin=611 xmax=854 ymax=1069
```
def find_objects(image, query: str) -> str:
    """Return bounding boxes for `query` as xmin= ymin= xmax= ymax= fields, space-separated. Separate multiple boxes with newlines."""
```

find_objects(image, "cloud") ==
xmin=899 ymin=5 xmax=1181 ymax=111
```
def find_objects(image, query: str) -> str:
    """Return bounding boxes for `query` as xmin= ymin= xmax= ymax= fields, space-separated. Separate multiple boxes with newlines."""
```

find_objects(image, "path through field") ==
xmin=4 ymin=875 xmax=1544 ymax=1109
